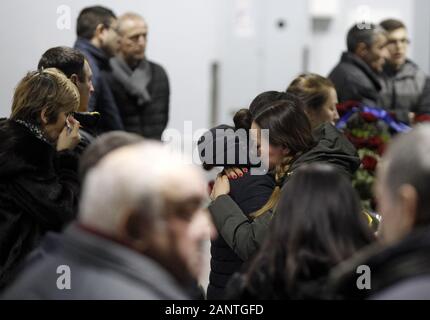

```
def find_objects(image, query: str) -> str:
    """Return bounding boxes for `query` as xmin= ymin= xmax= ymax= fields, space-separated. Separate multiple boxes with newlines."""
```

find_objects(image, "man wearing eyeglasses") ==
xmin=379 ymin=19 xmax=430 ymax=124
xmin=107 ymin=12 xmax=170 ymax=140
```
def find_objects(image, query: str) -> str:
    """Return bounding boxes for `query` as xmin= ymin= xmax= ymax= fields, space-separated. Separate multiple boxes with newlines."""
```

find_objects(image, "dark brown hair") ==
xmin=254 ymin=99 xmax=314 ymax=155
xmin=251 ymin=99 xmax=314 ymax=218
xmin=380 ymin=19 xmax=407 ymax=32
xmin=242 ymin=164 xmax=374 ymax=299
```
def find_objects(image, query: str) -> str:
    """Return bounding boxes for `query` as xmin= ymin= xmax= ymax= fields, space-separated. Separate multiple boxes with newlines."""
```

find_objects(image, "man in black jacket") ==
xmin=74 ymin=6 xmax=124 ymax=133
xmin=107 ymin=12 xmax=170 ymax=140
xmin=329 ymin=23 xmax=388 ymax=107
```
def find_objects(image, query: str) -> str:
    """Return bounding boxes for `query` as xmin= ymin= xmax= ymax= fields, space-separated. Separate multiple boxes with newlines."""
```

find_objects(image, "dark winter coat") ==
xmin=328 ymin=226 xmax=430 ymax=300
xmin=74 ymin=38 xmax=124 ymax=132
xmin=73 ymin=111 xmax=100 ymax=156
xmin=207 ymin=173 xmax=275 ymax=300
xmin=0 ymin=119 xmax=79 ymax=289
xmin=329 ymin=52 xmax=383 ymax=107
xmin=379 ymin=60 xmax=430 ymax=124
xmin=106 ymin=61 xmax=169 ymax=140
xmin=1 ymin=224 xmax=189 ymax=299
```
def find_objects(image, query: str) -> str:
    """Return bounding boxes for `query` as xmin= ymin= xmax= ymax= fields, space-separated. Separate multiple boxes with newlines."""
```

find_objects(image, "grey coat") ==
xmin=1 ymin=224 xmax=189 ymax=300
xmin=379 ymin=60 xmax=430 ymax=123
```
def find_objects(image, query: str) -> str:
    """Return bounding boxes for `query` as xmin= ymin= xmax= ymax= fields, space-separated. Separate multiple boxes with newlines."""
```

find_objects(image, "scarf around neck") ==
xmin=14 ymin=119 xmax=53 ymax=146
xmin=110 ymin=56 xmax=152 ymax=106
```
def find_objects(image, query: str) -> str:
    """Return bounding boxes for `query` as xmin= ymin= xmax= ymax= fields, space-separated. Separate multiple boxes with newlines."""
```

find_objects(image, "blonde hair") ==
xmin=287 ymin=73 xmax=334 ymax=113
xmin=11 ymin=68 xmax=80 ymax=124
xmin=251 ymin=156 xmax=293 ymax=219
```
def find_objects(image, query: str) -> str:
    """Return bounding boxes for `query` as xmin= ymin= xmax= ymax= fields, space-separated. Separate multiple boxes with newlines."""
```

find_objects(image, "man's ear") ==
xmin=69 ymin=74 xmax=79 ymax=86
xmin=94 ymin=23 xmax=106 ymax=39
xmin=398 ymin=184 xmax=418 ymax=232
xmin=355 ymin=42 xmax=368 ymax=59
xmin=40 ymin=108 xmax=49 ymax=125
xmin=117 ymin=209 xmax=153 ymax=251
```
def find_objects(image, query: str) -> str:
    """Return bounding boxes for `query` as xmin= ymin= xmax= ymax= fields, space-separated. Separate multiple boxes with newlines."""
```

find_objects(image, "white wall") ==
xmin=0 ymin=0 xmax=217 ymax=133
xmin=413 ymin=0 xmax=430 ymax=72
xmin=215 ymin=0 xmax=311 ymax=124
xmin=0 ymin=0 xmax=429 ymax=131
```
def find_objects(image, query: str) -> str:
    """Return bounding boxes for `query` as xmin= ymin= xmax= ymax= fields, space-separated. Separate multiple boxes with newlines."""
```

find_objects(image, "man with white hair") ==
xmin=330 ymin=124 xmax=430 ymax=299
xmin=2 ymin=142 xmax=214 ymax=299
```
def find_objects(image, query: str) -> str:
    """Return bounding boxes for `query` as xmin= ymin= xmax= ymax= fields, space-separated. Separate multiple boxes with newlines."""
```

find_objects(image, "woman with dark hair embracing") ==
xmin=209 ymin=92 xmax=360 ymax=266
xmin=226 ymin=164 xmax=375 ymax=300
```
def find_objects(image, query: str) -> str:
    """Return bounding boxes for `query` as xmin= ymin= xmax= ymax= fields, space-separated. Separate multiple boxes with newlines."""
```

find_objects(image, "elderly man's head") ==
xmin=347 ymin=23 xmax=388 ymax=73
xmin=375 ymin=125 xmax=430 ymax=244
xmin=79 ymin=142 xmax=213 ymax=282
xmin=117 ymin=13 xmax=148 ymax=68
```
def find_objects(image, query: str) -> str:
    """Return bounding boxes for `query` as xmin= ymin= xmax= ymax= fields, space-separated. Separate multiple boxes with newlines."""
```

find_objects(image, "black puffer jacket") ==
xmin=289 ymin=122 xmax=360 ymax=179
xmin=329 ymin=52 xmax=383 ymax=107
xmin=106 ymin=61 xmax=169 ymax=140
xmin=207 ymin=173 xmax=275 ymax=300
xmin=0 ymin=119 xmax=79 ymax=289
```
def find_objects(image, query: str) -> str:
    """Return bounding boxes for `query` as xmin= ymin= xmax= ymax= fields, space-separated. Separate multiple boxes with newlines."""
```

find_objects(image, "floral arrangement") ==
xmin=336 ymin=101 xmax=409 ymax=212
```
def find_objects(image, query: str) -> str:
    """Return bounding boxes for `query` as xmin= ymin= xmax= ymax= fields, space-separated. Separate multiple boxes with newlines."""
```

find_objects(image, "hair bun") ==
xmin=233 ymin=108 xmax=253 ymax=130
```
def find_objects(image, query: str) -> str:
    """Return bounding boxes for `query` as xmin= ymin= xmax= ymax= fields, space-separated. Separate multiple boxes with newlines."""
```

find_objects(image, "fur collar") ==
xmin=0 ymin=118 xmax=56 ymax=178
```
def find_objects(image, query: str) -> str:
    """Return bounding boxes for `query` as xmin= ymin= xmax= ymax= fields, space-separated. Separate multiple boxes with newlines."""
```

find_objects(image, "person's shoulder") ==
xmin=404 ymin=59 xmax=421 ymax=71
xmin=230 ymin=172 xmax=275 ymax=189
xmin=0 ymin=119 xmax=33 ymax=151
xmin=400 ymin=60 xmax=426 ymax=78
xmin=329 ymin=56 xmax=364 ymax=82
xmin=148 ymin=60 xmax=168 ymax=75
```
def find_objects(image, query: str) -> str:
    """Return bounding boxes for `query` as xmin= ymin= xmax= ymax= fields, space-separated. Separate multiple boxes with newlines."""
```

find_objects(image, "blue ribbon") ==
xmin=336 ymin=104 xmax=411 ymax=133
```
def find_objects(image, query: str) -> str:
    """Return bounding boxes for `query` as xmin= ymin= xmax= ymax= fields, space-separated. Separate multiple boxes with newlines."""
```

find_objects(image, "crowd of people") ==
xmin=0 ymin=5 xmax=430 ymax=300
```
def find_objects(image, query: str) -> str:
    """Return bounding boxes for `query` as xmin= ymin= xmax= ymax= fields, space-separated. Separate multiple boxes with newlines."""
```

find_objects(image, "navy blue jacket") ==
xmin=74 ymin=38 xmax=124 ymax=133
xmin=207 ymin=173 xmax=275 ymax=299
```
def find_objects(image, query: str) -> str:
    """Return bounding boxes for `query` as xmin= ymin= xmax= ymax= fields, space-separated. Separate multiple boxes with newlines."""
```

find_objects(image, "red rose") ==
xmin=377 ymin=143 xmax=387 ymax=156
xmin=346 ymin=134 xmax=367 ymax=149
xmin=368 ymin=136 xmax=383 ymax=149
xmin=337 ymin=100 xmax=360 ymax=116
xmin=414 ymin=114 xmax=430 ymax=123
xmin=362 ymin=155 xmax=378 ymax=171
xmin=361 ymin=112 xmax=378 ymax=122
